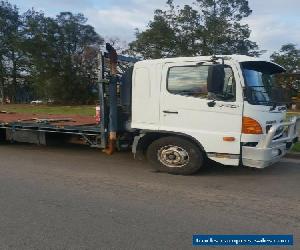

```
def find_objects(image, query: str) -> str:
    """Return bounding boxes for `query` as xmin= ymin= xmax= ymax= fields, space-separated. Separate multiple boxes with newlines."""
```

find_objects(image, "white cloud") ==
xmin=83 ymin=0 xmax=192 ymax=42
xmin=11 ymin=0 xmax=95 ymax=16
xmin=85 ymin=7 xmax=152 ymax=42
xmin=248 ymin=0 xmax=300 ymax=16
xmin=246 ymin=15 xmax=300 ymax=49
xmin=243 ymin=0 xmax=300 ymax=58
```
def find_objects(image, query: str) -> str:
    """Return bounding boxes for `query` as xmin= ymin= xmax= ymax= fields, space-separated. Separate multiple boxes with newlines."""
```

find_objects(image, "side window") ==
xmin=168 ymin=66 xmax=209 ymax=98
xmin=223 ymin=67 xmax=236 ymax=101
xmin=167 ymin=65 xmax=236 ymax=101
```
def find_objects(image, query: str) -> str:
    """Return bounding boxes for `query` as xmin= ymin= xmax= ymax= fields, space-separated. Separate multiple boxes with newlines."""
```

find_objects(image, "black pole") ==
xmin=97 ymin=51 xmax=107 ymax=148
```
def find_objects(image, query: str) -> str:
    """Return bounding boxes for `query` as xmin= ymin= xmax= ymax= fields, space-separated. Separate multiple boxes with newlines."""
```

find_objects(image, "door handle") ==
xmin=207 ymin=100 xmax=216 ymax=107
xmin=163 ymin=110 xmax=179 ymax=114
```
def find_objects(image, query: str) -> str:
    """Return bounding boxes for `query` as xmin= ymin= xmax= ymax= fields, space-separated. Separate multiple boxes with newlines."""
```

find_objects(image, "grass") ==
xmin=292 ymin=142 xmax=300 ymax=153
xmin=287 ymin=112 xmax=300 ymax=116
xmin=0 ymin=104 xmax=95 ymax=116
xmin=287 ymin=111 xmax=300 ymax=118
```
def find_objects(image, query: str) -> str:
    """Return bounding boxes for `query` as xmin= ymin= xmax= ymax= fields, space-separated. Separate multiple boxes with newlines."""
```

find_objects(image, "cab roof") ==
xmin=136 ymin=54 xmax=286 ymax=73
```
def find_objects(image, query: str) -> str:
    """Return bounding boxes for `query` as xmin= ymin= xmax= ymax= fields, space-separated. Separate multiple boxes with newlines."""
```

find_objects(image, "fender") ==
xmin=132 ymin=130 xmax=205 ymax=160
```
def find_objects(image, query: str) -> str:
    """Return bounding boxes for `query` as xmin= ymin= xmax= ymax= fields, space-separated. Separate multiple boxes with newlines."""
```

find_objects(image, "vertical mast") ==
xmin=97 ymin=49 xmax=107 ymax=148
xmin=103 ymin=43 xmax=118 ymax=155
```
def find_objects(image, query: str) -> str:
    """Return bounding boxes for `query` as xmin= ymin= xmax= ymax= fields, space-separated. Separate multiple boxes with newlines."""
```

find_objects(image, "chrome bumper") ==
xmin=242 ymin=116 xmax=300 ymax=168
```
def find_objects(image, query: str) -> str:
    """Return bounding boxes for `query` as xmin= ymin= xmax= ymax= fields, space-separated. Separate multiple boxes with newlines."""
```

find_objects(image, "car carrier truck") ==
xmin=0 ymin=45 xmax=299 ymax=175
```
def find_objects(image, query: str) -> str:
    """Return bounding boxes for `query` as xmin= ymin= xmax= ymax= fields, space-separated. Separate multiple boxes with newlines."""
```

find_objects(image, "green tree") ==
xmin=196 ymin=0 xmax=259 ymax=55
xmin=271 ymin=43 xmax=300 ymax=73
xmin=171 ymin=3 xmax=203 ymax=56
xmin=23 ymin=11 xmax=104 ymax=103
xmin=130 ymin=0 xmax=261 ymax=59
xmin=0 ymin=1 xmax=28 ymax=102
xmin=130 ymin=11 xmax=177 ymax=59
xmin=53 ymin=12 xmax=103 ymax=103
xmin=130 ymin=1 xmax=200 ymax=58
xmin=22 ymin=10 xmax=61 ymax=100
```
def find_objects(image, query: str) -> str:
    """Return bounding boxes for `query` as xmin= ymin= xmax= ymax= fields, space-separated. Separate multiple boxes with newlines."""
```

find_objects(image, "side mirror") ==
xmin=207 ymin=64 xmax=225 ymax=95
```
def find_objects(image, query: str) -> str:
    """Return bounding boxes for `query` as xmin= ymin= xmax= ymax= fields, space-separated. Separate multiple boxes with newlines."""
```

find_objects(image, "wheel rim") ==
xmin=158 ymin=145 xmax=190 ymax=168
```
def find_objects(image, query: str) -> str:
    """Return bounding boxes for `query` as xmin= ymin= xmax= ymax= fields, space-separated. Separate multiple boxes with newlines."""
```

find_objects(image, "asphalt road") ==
xmin=0 ymin=144 xmax=299 ymax=250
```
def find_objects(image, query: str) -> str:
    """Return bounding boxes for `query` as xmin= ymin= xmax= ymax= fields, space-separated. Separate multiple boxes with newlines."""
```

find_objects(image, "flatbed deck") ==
xmin=0 ymin=49 xmax=134 ymax=150
xmin=0 ymin=112 xmax=107 ymax=149
xmin=0 ymin=112 xmax=103 ymax=136
xmin=0 ymin=112 xmax=96 ymax=126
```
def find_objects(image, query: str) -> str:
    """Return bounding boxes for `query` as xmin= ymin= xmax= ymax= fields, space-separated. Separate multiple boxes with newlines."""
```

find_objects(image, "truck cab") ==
xmin=130 ymin=55 xmax=299 ymax=174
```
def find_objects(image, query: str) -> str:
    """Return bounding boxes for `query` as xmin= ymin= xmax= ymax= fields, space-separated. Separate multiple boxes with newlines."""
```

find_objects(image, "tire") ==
xmin=146 ymin=136 xmax=204 ymax=175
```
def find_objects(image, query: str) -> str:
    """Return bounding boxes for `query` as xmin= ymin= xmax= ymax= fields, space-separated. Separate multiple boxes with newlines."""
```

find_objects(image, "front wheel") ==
xmin=146 ymin=136 xmax=204 ymax=175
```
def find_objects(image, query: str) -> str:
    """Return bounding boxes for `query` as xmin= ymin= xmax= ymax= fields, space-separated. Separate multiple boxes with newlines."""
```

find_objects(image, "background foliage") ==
xmin=0 ymin=1 xmax=103 ymax=104
xmin=0 ymin=0 xmax=299 ymax=104
xmin=129 ymin=0 xmax=263 ymax=58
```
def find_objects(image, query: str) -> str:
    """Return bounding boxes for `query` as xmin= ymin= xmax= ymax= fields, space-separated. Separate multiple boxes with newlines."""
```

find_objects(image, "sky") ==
xmin=8 ymin=0 xmax=300 ymax=58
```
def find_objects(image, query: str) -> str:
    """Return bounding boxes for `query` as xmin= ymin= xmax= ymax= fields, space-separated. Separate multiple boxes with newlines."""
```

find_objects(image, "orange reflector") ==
xmin=242 ymin=117 xmax=263 ymax=134
xmin=223 ymin=137 xmax=235 ymax=142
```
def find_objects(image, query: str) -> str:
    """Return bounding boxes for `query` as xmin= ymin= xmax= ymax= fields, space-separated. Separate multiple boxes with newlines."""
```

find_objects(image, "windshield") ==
xmin=242 ymin=69 xmax=272 ymax=104
xmin=241 ymin=61 xmax=286 ymax=106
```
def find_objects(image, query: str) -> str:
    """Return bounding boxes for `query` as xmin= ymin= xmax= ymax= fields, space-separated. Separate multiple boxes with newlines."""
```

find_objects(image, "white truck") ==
xmin=130 ymin=55 xmax=299 ymax=174
xmin=0 ymin=51 xmax=299 ymax=175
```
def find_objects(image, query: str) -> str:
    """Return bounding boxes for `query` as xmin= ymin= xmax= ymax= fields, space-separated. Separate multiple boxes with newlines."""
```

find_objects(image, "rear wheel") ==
xmin=146 ymin=136 xmax=204 ymax=175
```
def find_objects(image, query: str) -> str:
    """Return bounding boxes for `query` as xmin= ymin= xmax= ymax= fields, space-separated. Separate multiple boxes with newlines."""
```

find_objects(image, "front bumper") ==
xmin=242 ymin=117 xmax=299 ymax=169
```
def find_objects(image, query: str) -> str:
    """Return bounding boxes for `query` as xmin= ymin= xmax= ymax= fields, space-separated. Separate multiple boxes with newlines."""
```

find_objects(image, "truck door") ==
xmin=159 ymin=61 xmax=243 ymax=165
